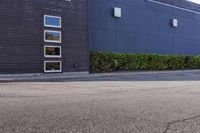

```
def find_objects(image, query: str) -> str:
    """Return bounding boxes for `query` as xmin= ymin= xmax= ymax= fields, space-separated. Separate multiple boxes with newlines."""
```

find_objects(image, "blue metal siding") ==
xmin=89 ymin=0 xmax=200 ymax=55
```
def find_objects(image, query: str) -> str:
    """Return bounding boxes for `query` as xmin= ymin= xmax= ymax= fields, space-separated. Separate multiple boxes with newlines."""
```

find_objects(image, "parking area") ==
xmin=1 ymin=71 xmax=200 ymax=133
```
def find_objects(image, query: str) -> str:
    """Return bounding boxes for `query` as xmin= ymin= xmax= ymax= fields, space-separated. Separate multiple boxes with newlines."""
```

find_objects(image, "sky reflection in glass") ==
xmin=45 ymin=15 xmax=61 ymax=28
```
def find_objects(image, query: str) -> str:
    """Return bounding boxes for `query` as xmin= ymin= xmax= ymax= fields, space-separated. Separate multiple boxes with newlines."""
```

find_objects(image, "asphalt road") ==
xmin=1 ymin=72 xmax=200 ymax=132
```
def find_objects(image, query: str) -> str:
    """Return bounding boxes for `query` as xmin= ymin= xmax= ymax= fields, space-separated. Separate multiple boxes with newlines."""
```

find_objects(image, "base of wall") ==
xmin=0 ymin=71 xmax=89 ymax=80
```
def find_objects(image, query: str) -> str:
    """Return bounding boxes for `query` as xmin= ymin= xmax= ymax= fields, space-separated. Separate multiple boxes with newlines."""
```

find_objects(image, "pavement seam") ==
xmin=163 ymin=114 xmax=200 ymax=133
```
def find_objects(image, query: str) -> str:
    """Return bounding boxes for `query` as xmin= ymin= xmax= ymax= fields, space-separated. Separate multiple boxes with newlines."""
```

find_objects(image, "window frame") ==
xmin=44 ymin=15 xmax=61 ymax=28
xmin=44 ymin=45 xmax=62 ymax=58
xmin=44 ymin=30 xmax=62 ymax=43
xmin=44 ymin=61 xmax=62 ymax=73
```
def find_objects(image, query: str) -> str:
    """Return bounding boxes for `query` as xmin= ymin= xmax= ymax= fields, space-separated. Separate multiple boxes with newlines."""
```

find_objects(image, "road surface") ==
xmin=1 ymin=72 xmax=200 ymax=132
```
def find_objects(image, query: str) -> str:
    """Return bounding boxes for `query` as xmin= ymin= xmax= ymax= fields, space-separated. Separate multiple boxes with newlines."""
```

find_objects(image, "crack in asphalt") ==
xmin=0 ymin=95 xmax=39 ymax=98
xmin=163 ymin=114 xmax=200 ymax=133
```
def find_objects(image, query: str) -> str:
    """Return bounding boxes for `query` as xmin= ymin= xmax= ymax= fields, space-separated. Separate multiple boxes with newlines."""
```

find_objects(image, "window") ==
xmin=44 ymin=61 xmax=62 ymax=73
xmin=44 ymin=15 xmax=61 ymax=28
xmin=43 ymin=15 xmax=62 ymax=73
xmin=44 ymin=45 xmax=61 ymax=58
xmin=44 ymin=30 xmax=61 ymax=43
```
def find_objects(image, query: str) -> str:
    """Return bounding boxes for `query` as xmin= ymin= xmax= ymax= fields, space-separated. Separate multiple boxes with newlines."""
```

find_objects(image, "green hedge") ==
xmin=90 ymin=51 xmax=200 ymax=73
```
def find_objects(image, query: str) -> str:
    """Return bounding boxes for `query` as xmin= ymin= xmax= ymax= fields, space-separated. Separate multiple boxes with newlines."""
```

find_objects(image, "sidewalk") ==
xmin=1 ymin=70 xmax=200 ymax=82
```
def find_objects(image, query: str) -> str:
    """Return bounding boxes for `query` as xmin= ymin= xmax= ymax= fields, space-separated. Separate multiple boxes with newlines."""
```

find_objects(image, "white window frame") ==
xmin=44 ymin=45 xmax=62 ymax=58
xmin=44 ymin=61 xmax=62 ymax=73
xmin=44 ymin=30 xmax=62 ymax=43
xmin=44 ymin=15 xmax=61 ymax=28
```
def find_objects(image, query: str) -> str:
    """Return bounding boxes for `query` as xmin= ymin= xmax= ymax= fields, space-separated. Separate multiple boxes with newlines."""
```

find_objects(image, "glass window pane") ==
xmin=44 ymin=15 xmax=61 ymax=27
xmin=46 ymin=47 xmax=60 ymax=55
xmin=45 ymin=31 xmax=61 ymax=42
xmin=45 ymin=46 xmax=61 ymax=57
xmin=45 ymin=62 xmax=61 ymax=72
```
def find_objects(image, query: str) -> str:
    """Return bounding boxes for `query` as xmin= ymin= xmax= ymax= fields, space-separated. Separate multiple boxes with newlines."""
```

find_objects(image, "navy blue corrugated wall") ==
xmin=89 ymin=0 xmax=200 ymax=55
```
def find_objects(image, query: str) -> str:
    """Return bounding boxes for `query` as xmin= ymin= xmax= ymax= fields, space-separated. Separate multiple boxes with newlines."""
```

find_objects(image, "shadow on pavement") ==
xmin=2 ymin=71 xmax=200 ymax=82
xmin=35 ymin=72 xmax=200 ymax=82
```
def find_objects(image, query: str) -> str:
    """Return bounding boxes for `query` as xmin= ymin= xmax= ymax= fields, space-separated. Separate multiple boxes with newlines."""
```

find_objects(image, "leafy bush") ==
xmin=90 ymin=51 xmax=200 ymax=73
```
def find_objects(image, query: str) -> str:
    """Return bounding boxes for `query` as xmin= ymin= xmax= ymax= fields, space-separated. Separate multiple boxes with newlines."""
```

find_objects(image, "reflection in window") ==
xmin=44 ymin=46 xmax=61 ymax=58
xmin=44 ymin=61 xmax=62 ymax=72
xmin=44 ymin=30 xmax=61 ymax=43
xmin=44 ymin=15 xmax=61 ymax=28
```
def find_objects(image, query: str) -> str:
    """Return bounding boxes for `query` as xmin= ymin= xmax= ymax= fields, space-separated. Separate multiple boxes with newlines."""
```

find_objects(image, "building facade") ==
xmin=1 ymin=0 xmax=200 ymax=74
xmin=89 ymin=0 xmax=200 ymax=55
xmin=0 ymin=0 xmax=89 ymax=74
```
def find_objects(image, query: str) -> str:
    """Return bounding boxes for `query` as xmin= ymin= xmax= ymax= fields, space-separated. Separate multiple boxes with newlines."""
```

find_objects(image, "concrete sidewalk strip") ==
xmin=1 ymin=70 xmax=200 ymax=82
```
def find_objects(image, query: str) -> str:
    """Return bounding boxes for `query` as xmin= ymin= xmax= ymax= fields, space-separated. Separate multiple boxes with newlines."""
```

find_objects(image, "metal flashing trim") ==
xmin=147 ymin=0 xmax=200 ymax=15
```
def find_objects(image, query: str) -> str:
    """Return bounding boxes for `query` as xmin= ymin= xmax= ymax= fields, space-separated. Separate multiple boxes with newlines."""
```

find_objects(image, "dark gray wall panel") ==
xmin=89 ymin=0 xmax=200 ymax=55
xmin=172 ymin=38 xmax=196 ymax=55
xmin=90 ymin=29 xmax=116 ymax=52
xmin=146 ymin=10 xmax=173 ymax=35
xmin=145 ymin=34 xmax=173 ymax=54
xmin=0 ymin=0 xmax=89 ymax=74
xmin=116 ymin=32 xmax=146 ymax=53
xmin=116 ymin=6 xmax=146 ymax=33
xmin=89 ymin=0 xmax=116 ymax=30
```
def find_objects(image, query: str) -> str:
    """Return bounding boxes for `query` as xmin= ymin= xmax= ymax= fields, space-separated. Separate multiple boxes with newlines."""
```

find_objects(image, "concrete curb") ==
xmin=1 ymin=70 xmax=200 ymax=82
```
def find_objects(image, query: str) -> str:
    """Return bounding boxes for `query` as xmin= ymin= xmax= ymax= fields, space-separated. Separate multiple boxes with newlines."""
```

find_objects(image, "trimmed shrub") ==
xmin=90 ymin=51 xmax=200 ymax=73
